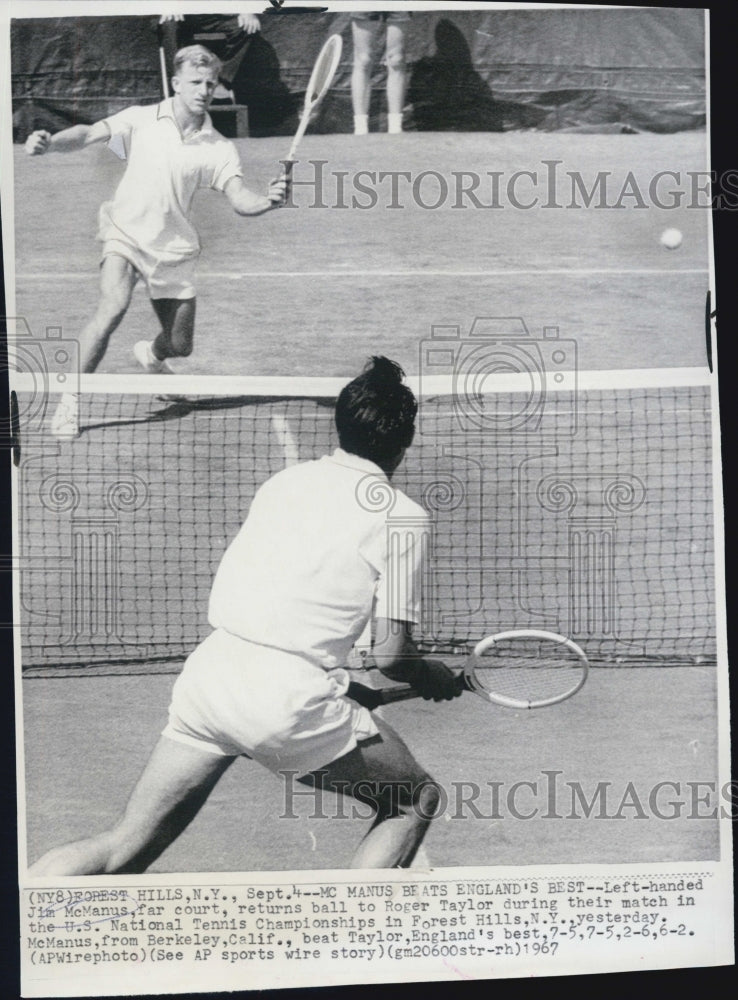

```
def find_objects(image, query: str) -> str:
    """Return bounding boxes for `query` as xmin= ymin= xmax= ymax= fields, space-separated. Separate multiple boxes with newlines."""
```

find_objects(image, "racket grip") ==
xmin=346 ymin=674 xmax=467 ymax=710
xmin=384 ymin=672 xmax=469 ymax=702
xmin=346 ymin=682 xmax=419 ymax=709
xmin=346 ymin=681 xmax=390 ymax=710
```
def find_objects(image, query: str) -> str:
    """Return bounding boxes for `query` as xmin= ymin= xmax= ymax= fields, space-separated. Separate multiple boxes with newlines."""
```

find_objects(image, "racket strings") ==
xmin=470 ymin=639 xmax=586 ymax=706
xmin=308 ymin=36 xmax=342 ymax=102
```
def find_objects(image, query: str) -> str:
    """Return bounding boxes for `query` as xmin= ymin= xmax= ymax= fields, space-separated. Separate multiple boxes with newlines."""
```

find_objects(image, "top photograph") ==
xmin=9 ymin=5 xmax=709 ymax=382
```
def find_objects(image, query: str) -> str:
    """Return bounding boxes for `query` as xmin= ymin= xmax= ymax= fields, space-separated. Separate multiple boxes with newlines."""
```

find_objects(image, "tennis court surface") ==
xmin=13 ymin=132 xmax=710 ymax=376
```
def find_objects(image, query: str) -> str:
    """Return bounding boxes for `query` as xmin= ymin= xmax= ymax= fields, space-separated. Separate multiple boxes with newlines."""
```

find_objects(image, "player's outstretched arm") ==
xmin=25 ymin=119 xmax=110 ymax=156
xmin=224 ymin=173 xmax=291 ymax=216
xmin=372 ymin=618 xmax=460 ymax=701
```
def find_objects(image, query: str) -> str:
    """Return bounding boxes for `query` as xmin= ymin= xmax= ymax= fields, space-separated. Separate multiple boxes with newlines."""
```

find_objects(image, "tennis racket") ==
xmin=283 ymin=33 xmax=342 ymax=174
xmin=348 ymin=629 xmax=589 ymax=712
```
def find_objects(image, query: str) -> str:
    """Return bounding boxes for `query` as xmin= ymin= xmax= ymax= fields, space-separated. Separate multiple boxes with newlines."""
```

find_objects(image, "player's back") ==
xmin=208 ymin=450 xmax=427 ymax=669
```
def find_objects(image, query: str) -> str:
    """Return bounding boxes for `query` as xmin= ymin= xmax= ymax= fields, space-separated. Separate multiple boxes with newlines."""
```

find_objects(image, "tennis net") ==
xmin=16 ymin=372 xmax=716 ymax=674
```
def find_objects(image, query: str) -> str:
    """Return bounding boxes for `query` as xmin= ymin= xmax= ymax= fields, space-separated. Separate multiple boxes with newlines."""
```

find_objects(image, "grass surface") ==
xmin=13 ymin=132 xmax=710 ymax=375
xmin=23 ymin=666 xmax=719 ymax=872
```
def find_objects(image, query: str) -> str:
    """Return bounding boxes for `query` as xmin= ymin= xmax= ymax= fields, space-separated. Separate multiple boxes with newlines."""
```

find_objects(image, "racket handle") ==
xmin=347 ymin=674 xmax=467 ymax=710
xmin=346 ymin=681 xmax=395 ymax=710
xmin=371 ymin=684 xmax=420 ymax=706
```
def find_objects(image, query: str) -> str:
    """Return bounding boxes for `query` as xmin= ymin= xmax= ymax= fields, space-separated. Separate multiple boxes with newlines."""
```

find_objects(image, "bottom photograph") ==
xmin=18 ymin=367 xmax=719 ymax=873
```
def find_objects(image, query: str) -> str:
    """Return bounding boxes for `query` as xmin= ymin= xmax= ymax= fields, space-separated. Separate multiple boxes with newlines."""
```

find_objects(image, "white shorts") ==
xmin=98 ymin=205 xmax=197 ymax=300
xmin=162 ymin=629 xmax=379 ymax=776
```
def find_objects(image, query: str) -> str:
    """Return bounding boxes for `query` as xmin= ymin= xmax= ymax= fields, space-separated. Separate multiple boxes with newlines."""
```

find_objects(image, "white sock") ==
xmin=353 ymin=114 xmax=369 ymax=135
xmin=59 ymin=391 xmax=79 ymax=407
xmin=387 ymin=113 xmax=403 ymax=134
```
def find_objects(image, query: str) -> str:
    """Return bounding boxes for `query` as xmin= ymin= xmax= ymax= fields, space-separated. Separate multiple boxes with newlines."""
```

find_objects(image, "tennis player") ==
xmin=159 ymin=10 xmax=262 ymax=95
xmin=351 ymin=11 xmax=411 ymax=134
xmin=24 ymin=44 xmax=289 ymax=438
xmin=29 ymin=358 xmax=460 ymax=874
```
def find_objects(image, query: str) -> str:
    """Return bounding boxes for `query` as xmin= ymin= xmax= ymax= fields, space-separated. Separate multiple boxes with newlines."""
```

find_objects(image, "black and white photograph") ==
xmin=2 ymin=1 xmax=733 ymax=994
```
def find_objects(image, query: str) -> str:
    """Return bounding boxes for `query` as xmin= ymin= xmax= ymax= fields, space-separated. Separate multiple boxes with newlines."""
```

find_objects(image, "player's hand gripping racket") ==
xmin=348 ymin=630 xmax=589 ymax=711
xmin=283 ymin=33 xmax=342 ymax=177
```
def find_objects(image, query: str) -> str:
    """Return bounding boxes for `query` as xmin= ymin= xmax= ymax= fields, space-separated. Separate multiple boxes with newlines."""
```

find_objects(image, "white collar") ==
xmin=158 ymin=98 xmax=213 ymax=136
xmin=327 ymin=448 xmax=387 ymax=478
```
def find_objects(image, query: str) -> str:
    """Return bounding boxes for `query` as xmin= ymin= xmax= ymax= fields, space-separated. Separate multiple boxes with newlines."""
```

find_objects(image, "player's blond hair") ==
xmin=173 ymin=44 xmax=222 ymax=78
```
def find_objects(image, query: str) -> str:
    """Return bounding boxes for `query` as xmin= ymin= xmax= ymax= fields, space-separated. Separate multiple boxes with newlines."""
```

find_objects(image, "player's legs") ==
xmin=51 ymin=255 xmax=138 ymax=437
xmin=28 ymin=736 xmax=234 ymax=876
xmin=385 ymin=22 xmax=407 ymax=132
xmin=150 ymin=297 xmax=197 ymax=360
xmin=351 ymin=19 xmax=377 ymax=133
xmin=79 ymin=254 xmax=139 ymax=372
xmin=299 ymin=713 xmax=441 ymax=869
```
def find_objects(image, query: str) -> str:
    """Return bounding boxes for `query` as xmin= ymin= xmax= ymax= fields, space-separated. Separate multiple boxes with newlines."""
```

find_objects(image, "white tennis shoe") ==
xmin=134 ymin=340 xmax=174 ymax=374
xmin=50 ymin=393 xmax=79 ymax=440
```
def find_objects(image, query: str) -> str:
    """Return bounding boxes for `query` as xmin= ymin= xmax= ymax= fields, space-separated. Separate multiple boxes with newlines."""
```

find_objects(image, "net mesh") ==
xmin=17 ymin=381 xmax=716 ymax=675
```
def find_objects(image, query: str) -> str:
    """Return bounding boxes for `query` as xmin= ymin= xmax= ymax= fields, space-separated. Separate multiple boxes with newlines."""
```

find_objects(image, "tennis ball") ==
xmin=660 ymin=227 xmax=683 ymax=250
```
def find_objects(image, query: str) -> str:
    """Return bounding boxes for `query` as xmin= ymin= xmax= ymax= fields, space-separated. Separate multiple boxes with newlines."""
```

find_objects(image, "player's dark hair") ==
xmin=335 ymin=357 xmax=417 ymax=469
xmin=173 ymin=45 xmax=222 ymax=77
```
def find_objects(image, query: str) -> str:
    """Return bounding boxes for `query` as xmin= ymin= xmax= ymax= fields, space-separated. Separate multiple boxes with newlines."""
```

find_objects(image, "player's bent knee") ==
xmin=353 ymin=51 xmax=373 ymax=71
xmin=386 ymin=54 xmax=406 ymax=73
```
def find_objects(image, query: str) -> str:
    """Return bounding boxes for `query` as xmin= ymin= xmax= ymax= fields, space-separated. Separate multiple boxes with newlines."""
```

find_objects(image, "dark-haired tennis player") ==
xmin=29 ymin=358 xmax=460 ymax=874
xmin=25 ymin=44 xmax=289 ymax=439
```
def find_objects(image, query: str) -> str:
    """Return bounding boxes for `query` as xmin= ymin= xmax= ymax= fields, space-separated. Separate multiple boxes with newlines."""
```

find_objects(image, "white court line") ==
xmin=16 ymin=268 xmax=710 ymax=280
xmin=271 ymin=414 xmax=300 ymax=466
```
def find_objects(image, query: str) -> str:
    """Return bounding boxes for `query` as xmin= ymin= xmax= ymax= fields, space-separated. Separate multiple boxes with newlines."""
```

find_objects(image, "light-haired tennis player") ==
xmin=29 ymin=358 xmax=460 ymax=875
xmin=25 ymin=44 xmax=289 ymax=439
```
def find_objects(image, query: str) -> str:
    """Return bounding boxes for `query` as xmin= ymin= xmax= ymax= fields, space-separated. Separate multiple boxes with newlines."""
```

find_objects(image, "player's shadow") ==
xmin=407 ymin=18 xmax=502 ymax=131
xmin=228 ymin=35 xmax=298 ymax=137
xmin=82 ymin=394 xmax=335 ymax=436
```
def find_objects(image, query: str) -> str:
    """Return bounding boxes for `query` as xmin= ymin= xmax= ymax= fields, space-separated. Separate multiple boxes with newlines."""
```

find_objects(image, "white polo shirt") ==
xmin=208 ymin=448 xmax=430 ymax=670
xmin=98 ymin=99 xmax=243 ymax=262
